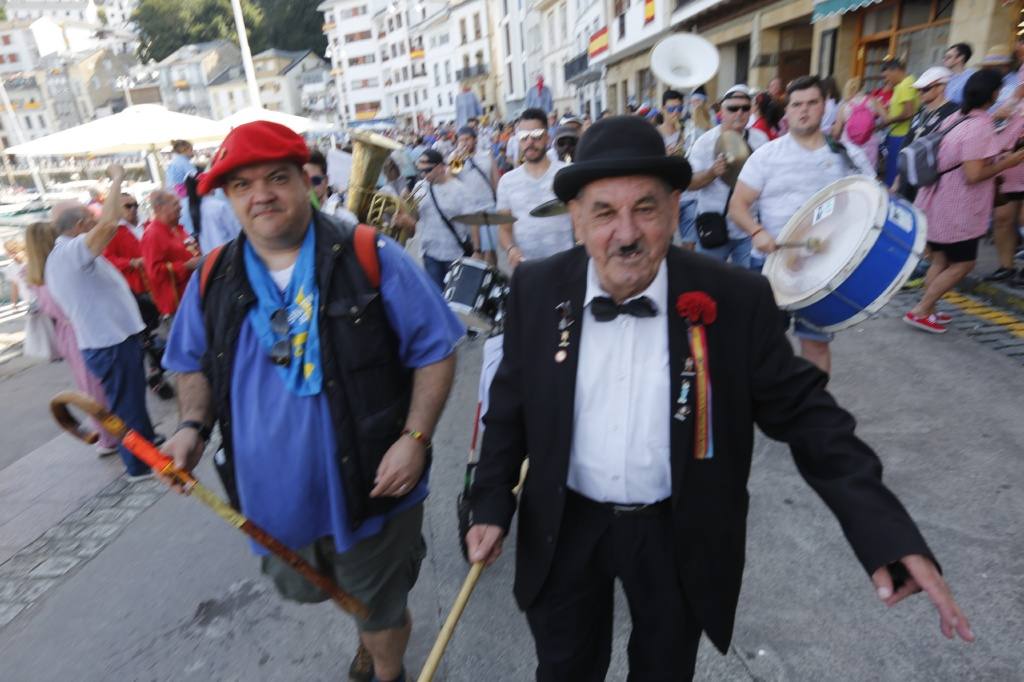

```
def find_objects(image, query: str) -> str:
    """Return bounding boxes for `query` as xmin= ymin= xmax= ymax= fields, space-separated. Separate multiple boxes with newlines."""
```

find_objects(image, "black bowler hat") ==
xmin=552 ymin=115 xmax=692 ymax=202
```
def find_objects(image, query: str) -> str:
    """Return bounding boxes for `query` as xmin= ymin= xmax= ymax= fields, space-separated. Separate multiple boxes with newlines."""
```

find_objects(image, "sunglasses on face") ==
xmin=664 ymin=104 xmax=684 ymax=113
xmin=269 ymin=308 xmax=290 ymax=367
xmin=310 ymin=175 xmax=325 ymax=186
xmin=122 ymin=202 xmax=138 ymax=209
xmin=517 ymin=129 xmax=546 ymax=141
xmin=723 ymin=104 xmax=752 ymax=113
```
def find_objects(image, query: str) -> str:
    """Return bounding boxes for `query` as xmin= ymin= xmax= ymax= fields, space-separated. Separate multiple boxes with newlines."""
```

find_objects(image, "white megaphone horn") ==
xmin=650 ymin=33 xmax=720 ymax=89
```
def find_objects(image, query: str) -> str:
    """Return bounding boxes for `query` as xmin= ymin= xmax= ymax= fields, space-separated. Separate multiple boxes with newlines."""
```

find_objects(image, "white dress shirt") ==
xmin=568 ymin=260 xmax=672 ymax=504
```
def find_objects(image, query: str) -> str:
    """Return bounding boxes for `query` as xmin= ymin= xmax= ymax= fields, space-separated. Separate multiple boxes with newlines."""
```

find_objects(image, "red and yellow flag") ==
xmin=588 ymin=27 xmax=609 ymax=58
xmin=644 ymin=0 xmax=655 ymax=25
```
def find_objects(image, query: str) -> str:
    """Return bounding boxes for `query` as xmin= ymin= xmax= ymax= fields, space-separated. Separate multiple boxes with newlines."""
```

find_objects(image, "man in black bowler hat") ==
xmin=465 ymin=115 xmax=973 ymax=680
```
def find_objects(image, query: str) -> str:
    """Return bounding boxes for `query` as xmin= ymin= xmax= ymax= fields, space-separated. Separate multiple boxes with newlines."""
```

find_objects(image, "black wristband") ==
xmin=176 ymin=420 xmax=212 ymax=441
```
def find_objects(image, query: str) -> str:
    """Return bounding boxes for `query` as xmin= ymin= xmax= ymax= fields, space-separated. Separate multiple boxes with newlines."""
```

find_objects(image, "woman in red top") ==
xmin=141 ymin=190 xmax=198 ymax=316
xmin=749 ymin=92 xmax=778 ymax=141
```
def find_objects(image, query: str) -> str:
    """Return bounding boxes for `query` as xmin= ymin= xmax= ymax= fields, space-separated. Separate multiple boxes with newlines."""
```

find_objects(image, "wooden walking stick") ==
xmin=50 ymin=391 xmax=370 ymax=620
xmin=417 ymin=458 xmax=529 ymax=682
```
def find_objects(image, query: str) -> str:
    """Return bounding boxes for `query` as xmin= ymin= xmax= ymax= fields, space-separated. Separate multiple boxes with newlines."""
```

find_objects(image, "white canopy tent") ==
xmin=221 ymin=106 xmax=333 ymax=134
xmin=5 ymin=104 xmax=229 ymax=157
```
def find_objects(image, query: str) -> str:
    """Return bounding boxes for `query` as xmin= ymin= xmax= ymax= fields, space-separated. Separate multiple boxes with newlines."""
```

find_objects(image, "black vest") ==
xmin=200 ymin=212 xmax=414 ymax=528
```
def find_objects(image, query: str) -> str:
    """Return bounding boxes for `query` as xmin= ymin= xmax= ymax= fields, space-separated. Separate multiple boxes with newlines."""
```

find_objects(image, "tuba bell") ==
xmin=346 ymin=131 xmax=412 ymax=243
xmin=650 ymin=33 xmax=720 ymax=91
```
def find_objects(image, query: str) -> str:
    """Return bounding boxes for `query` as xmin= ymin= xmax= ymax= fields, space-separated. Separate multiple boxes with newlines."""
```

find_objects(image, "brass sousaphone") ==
xmin=346 ymin=130 xmax=420 ymax=243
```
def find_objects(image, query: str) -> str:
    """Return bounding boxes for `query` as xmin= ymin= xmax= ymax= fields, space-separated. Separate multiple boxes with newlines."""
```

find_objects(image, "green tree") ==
xmin=131 ymin=0 xmax=264 ymax=63
xmin=132 ymin=0 xmax=325 ymax=64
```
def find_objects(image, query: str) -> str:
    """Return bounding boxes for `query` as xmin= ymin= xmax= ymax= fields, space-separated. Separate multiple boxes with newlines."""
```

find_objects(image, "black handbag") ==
xmin=695 ymin=209 xmax=730 ymax=249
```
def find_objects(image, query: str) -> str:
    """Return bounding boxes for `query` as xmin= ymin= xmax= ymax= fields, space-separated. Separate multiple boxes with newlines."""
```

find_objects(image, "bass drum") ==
xmin=442 ymin=257 xmax=510 ymax=333
xmin=764 ymin=176 xmax=926 ymax=332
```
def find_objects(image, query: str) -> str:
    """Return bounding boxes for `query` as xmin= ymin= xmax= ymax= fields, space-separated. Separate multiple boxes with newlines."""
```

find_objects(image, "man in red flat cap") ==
xmin=160 ymin=121 xmax=464 ymax=682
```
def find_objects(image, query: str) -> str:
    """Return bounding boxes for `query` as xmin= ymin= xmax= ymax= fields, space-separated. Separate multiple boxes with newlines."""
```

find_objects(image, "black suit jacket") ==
xmin=470 ymin=245 xmax=935 ymax=652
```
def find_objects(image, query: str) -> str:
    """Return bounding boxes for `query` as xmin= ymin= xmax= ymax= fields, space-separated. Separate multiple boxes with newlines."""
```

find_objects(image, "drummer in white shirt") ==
xmin=729 ymin=75 xmax=875 ymax=374
xmin=688 ymin=85 xmax=769 ymax=267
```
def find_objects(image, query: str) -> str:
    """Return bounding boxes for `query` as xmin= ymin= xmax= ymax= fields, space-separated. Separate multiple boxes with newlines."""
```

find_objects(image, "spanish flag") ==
xmin=588 ymin=27 xmax=609 ymax=58
xmin=411 ymin=48 xmax=425 ymax=59
xmin=644 ymin=0 xmax=655 ymax=24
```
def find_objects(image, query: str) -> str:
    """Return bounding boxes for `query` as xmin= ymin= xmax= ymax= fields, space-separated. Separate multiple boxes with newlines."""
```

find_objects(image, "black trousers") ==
xmin=525 ymin=492 xmax=701 ymax=682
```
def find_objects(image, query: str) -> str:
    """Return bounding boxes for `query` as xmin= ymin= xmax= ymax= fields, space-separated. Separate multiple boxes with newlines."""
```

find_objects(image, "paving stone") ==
xmin=0 ymin=555 xmax=45 ymax=577
xmin=76 ymin=524 xmax=121 ymax=541
xmin=28 ymin=557 xmax=80 ymax=578
xmin=60 ymin=509 xmax=92 ymax=524
xmin=84 ymin=509 xmax=129 ymax=524
xmin=116 ymin=493 xmax=162 ymax=509
xmin=0 ymin=578 xmax=57 ymax=603
xmin=0 ymin=603 xmax=25 ymax=627
xmin=993 ymin=338 xmax=1024 ymax=350
xmin=40 ymin=523 xmax=86 ymax=540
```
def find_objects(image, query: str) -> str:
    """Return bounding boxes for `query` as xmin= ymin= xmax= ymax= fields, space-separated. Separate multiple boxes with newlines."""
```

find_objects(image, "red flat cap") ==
xmin=197 ymin=120 xmax=311 ymax=195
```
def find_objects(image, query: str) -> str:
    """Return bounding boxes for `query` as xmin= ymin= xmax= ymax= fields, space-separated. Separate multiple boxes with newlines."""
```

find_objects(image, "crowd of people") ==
xmin=4 ymin=34 xmax=1016 ymax=682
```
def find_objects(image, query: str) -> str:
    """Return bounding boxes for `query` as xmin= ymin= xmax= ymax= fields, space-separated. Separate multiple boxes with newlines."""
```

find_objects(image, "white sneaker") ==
xmin=125 ymin=471 xmax=153 ymax=483
xmin=95 ymin=444 xmax=118 ymax=458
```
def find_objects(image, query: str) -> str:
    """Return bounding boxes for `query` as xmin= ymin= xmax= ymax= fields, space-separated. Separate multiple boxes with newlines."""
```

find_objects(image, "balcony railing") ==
xmin=564 ymin=52 xmax=589 ymax=82
xmin=455 ymin=63 xmax=488 ymax=80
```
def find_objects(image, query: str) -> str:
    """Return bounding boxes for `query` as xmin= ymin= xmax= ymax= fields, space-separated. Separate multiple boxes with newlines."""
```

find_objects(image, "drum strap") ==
xmin=825 ymin=135 xmax=856 ymax=173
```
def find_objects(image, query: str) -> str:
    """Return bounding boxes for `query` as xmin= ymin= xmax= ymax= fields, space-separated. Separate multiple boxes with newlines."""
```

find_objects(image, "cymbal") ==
xmin=451 ymin=211 xmax=517 ymax=225
xmin=528 ymin=198 xmax=568 ymax=217
xmin=713 ymin=129 xmax=751 ymax=187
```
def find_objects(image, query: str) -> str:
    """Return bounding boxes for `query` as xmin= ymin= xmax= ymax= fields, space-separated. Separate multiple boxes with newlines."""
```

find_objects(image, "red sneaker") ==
xmin=903 ymin=311 xmax=947 ymax=334
xmin=934 ymin=311 xmax=953 ymax=323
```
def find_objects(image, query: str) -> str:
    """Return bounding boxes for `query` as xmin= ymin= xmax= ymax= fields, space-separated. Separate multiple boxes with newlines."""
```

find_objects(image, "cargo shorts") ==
xmin=261 ymin=503 xmax=426 ymax=632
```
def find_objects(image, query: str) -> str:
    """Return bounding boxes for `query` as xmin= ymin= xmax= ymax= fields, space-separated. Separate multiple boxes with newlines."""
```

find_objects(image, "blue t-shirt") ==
xmin=163 ymin=235 xmax=465 ymax=554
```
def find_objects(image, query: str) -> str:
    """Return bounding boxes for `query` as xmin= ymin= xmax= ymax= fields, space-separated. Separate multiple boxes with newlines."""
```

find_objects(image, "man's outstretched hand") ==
xmin=871 ymin=554 xmax=974 ymax=642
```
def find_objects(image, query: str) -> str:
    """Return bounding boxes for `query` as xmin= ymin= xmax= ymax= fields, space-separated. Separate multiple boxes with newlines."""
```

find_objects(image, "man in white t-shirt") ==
xmin=729 ymin=75 xmax=874 ymax=374
xmin=688 ymin=84 xmax=769 ymax=267
xmin=496 ymin=108 xmax=576 ymax=269
xmin=47 ymin=164 xmax=157 ymax=480
xmin=415 ymin=149 xmax=479 ymax=288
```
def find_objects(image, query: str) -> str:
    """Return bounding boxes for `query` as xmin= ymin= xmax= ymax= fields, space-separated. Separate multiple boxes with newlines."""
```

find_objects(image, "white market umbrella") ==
xmin=221 ymin=106 xmax=332 ymax=134
xmin=6 ymin=104 xmax=229 ymax=157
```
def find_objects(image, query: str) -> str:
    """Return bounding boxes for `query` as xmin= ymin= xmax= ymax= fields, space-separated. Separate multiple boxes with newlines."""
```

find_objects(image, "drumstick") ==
xmin=417 ymin=459 xmax=530 ymax=682
xmin=49 ymin=391 xmax=370 ymax=620
xmin=775 ymin=237 xmax=824 ymax=252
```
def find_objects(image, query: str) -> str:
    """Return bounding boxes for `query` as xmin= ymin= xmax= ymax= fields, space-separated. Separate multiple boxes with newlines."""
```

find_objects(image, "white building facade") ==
xmin=319 ymin=0 xmax=387 ymax=124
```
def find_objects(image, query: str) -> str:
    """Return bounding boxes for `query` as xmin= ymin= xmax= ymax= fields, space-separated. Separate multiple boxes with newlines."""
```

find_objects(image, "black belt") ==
xmin=568 ymin=490 xmax=671 ymax=517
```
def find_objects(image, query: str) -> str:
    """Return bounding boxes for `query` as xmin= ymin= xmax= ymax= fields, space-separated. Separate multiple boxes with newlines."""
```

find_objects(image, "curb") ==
xmin=957 ymin=274 xmax=1024 ymax=315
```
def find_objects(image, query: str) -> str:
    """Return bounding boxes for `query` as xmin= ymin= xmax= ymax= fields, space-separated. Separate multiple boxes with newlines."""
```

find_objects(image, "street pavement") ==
xmin=0 ymin=290 xmax=1022 ymax=681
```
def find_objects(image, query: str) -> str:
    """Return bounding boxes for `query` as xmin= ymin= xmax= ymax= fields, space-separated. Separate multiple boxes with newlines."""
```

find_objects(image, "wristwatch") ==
xmin=176 ymin=420 xmax=212 ymax=442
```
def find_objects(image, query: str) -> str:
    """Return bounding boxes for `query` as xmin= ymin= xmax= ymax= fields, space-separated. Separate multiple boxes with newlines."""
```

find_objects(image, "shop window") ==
xmin=862 ymin=4 xmax=895 ymax=36
xmin=898 ymin=0 xmax=931 ymax=28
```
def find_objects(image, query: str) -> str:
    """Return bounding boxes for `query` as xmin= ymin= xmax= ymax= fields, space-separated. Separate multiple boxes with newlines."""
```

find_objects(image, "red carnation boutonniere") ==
xmin=675 ymin=292 xmax=716 ymax=460
xmin=676 ymin=291 xmax=717 ymax=327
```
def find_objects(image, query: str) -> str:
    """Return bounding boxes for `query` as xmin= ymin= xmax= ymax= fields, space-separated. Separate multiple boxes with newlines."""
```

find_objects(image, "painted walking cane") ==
xmin=49 ymin=390 xmax=369 ymax=620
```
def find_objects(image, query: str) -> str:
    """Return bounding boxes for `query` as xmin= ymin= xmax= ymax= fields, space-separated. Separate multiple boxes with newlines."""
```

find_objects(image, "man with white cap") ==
xmin=897 ymin=67 xmax=958 ymax=201
xmin=686 ymin=84 xmax=769 ymax=267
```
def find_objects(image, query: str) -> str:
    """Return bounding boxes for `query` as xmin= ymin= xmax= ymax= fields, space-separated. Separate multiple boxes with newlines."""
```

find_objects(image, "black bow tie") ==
xmin=590 ymin=296 xmax=658 ymax=322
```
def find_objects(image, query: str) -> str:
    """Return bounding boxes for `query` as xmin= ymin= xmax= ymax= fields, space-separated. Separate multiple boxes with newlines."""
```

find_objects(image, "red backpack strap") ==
xmin=353 ymin=224 xmax=381 ymax=289
xmin=198 ymin=244 xmax=226 ymax=300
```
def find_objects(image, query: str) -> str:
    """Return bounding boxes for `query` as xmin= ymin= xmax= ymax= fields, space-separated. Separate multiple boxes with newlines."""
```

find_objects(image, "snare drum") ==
xmin=442 ymin=257 xmax=510 ymax=332
xmin=764 ymin=176 xmax=926 ymax=332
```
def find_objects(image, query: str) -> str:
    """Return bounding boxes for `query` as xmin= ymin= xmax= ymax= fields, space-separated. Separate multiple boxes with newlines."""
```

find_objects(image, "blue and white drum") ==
xmin=764 ymin=176 xmax=926 ymax=333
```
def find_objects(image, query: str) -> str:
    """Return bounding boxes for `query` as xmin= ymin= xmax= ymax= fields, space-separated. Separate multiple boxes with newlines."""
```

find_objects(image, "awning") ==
xmin=812 ymin=0 xmax=883 ymax=21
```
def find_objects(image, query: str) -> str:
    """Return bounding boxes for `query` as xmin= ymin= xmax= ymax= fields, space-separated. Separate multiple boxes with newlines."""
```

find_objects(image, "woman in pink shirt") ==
xmin=906 ymin=70 xmax=1024 ymax=333
xmin=23 ymin=222 xmax=120 ymax=455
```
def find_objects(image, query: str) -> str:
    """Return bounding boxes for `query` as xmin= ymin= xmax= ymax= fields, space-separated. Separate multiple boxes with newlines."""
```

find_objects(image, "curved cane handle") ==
xmin=50 ymin=391 xmax=126 ymax=445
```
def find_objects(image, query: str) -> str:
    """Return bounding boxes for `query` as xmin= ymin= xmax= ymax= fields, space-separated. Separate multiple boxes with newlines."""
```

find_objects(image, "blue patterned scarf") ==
xmin=243 ymin=225 xmax=323 ymax=396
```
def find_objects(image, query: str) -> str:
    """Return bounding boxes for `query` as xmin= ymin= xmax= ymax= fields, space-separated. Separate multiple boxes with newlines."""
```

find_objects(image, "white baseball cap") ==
xmin=913 ymin=66 xmax=953 ymax=89
xmin=720 ymin=84 xmax=752 ymax=101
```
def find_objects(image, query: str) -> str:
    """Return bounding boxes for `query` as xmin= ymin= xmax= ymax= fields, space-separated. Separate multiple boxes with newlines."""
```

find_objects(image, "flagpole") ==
xmin=229 ymin=0 xmax=262 ymax=109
